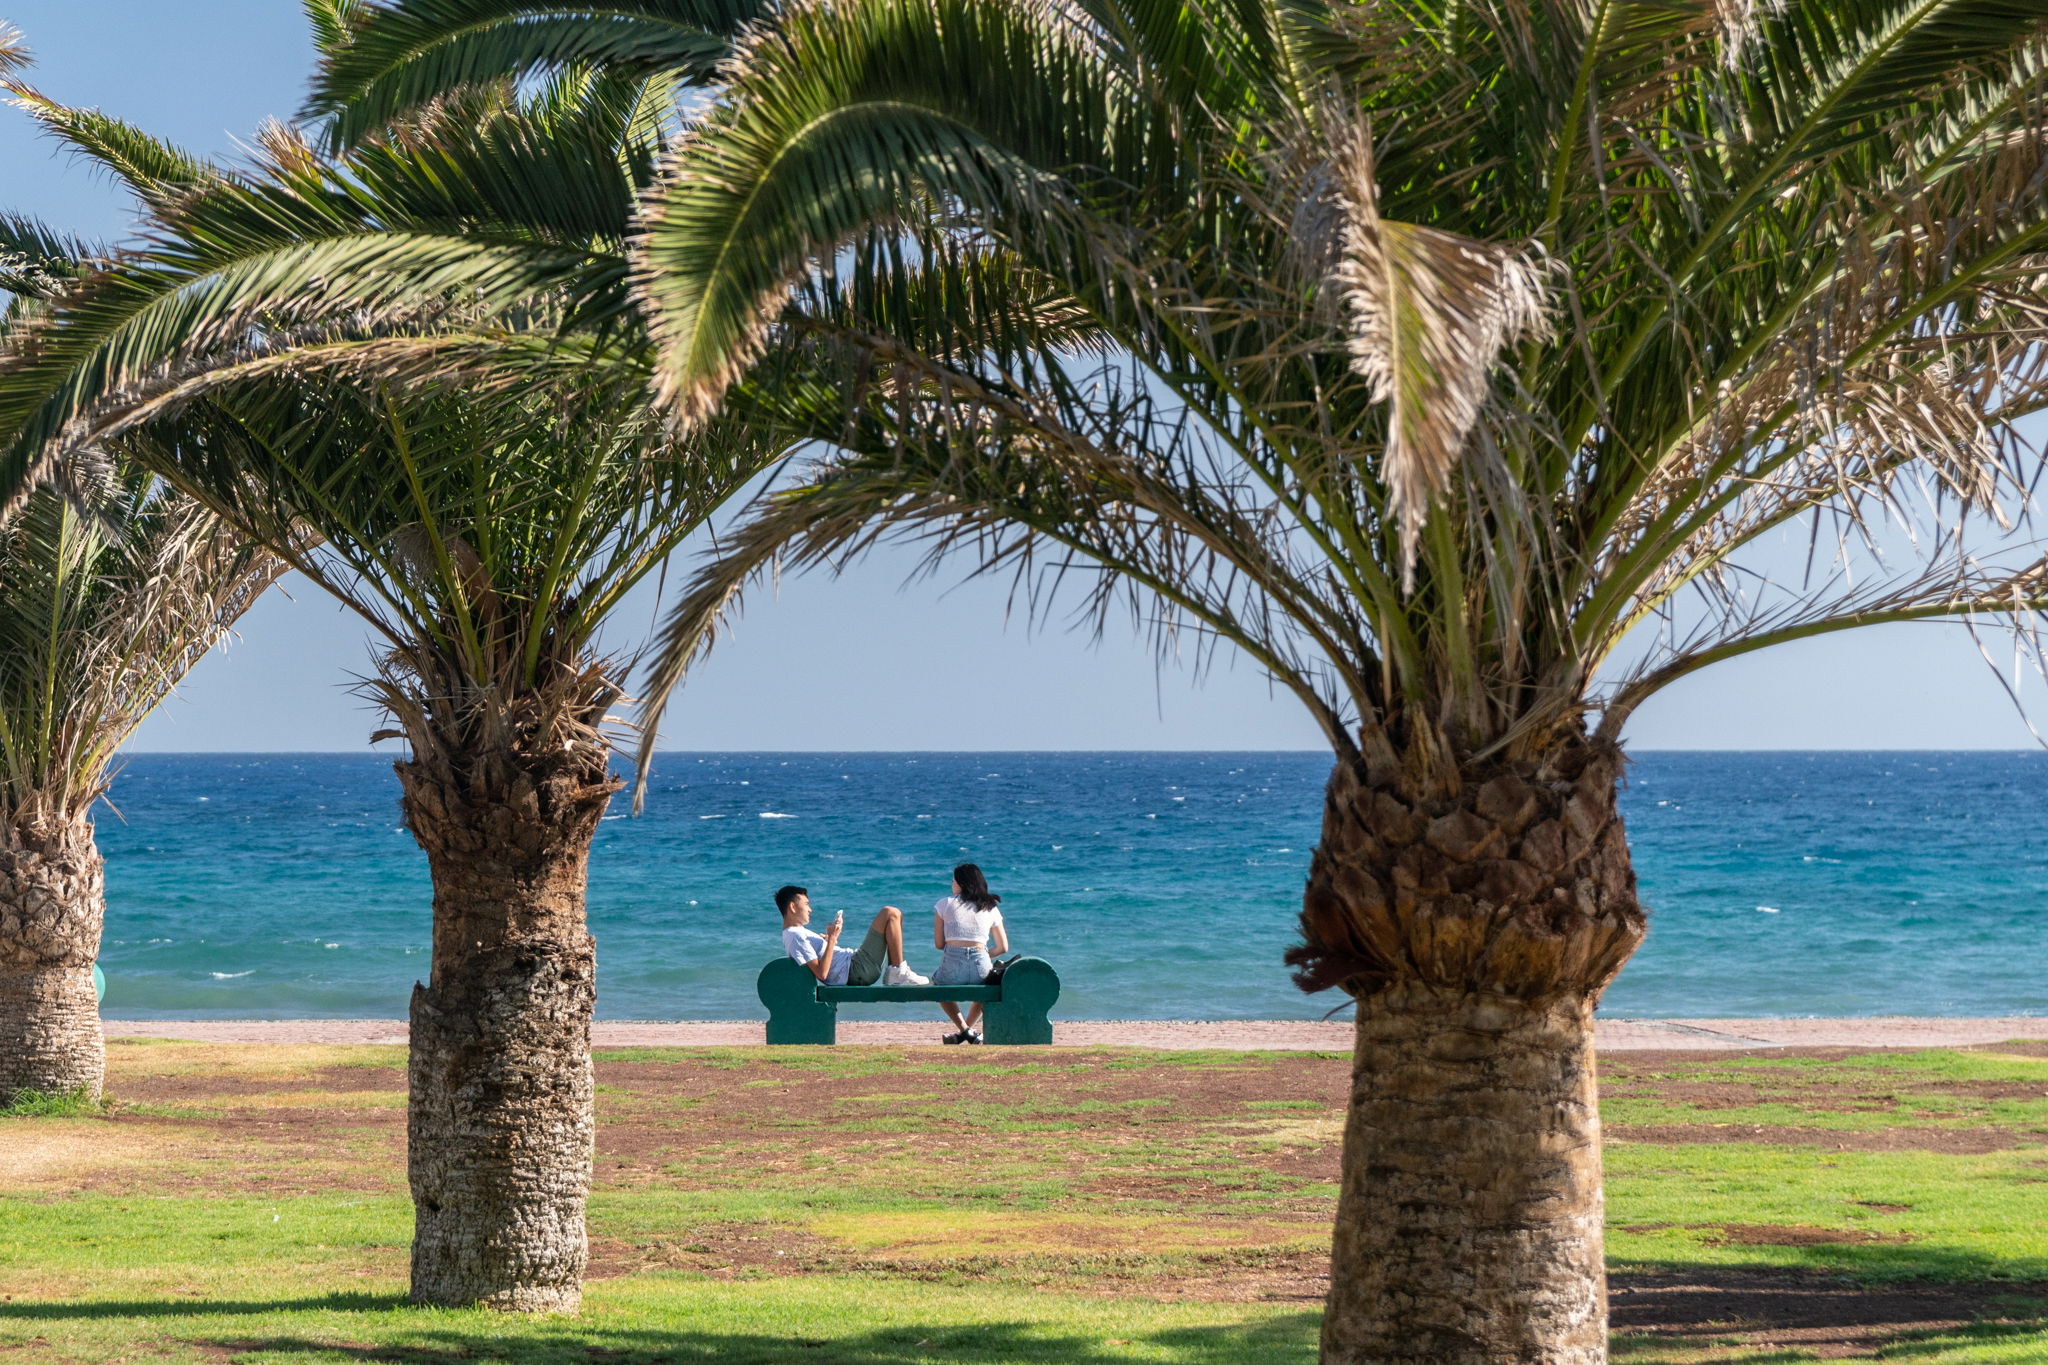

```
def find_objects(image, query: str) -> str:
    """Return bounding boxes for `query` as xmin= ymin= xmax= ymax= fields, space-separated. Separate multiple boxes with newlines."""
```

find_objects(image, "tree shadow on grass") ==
xmin=1613 ymin=1242 xmax=2048 ymax=1284
xmin=3 ymin=1299 xmax=1317 ymax=1365
xmin=1877 ymin=1319 xmax=2048 ymax=1359
xmin=0 ymin=1294 xmax=409 ymax=1320
xmin=201 ymin=1320 xmax=1318 ymax=1365
xmin=1610 ymin=1266 xmax=2048 ymax=1361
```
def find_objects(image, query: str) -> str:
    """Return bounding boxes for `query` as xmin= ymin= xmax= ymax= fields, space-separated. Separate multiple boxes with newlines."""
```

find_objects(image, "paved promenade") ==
xmin=103 ymin=1016 xmax=2048 ymax=1051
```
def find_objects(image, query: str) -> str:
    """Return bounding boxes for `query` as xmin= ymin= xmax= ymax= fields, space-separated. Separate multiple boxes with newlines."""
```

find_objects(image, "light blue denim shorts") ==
xmin=933 ymin=944 xmax=993 ymax=1000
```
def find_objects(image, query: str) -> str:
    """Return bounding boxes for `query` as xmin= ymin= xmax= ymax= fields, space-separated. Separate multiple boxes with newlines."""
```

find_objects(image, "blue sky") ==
xmin=4 ymin=0 xmax=2041 ymax=752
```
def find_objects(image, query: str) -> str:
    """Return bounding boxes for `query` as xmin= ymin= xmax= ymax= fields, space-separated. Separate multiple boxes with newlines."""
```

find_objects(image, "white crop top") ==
xmin=935 ymin=895 xmax=1004 ymax=944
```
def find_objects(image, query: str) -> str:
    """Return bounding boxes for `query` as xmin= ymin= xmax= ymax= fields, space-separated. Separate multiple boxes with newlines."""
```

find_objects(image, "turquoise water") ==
xmin=94 ymin=751 xmax=2048 ymax=1020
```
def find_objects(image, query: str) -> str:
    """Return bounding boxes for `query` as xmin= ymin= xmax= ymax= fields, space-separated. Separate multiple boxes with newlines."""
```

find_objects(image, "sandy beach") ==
xmin=99 ymin=1015 xmax=2048 ymax=1050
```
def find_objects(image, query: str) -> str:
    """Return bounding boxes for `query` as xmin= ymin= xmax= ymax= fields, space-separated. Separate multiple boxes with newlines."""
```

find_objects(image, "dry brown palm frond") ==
xmin=0 ymin=468 xmax=281 ymax=828
xmin=1321 ymin=116 xmax=1553 ymax=588
xmin=0 ymin=23 xmax=28 ymax=79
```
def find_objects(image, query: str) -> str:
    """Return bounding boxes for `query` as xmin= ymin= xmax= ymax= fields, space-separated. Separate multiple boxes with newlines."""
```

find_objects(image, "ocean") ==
xmin=92 ymin=751 xmax=2048 ymax=1021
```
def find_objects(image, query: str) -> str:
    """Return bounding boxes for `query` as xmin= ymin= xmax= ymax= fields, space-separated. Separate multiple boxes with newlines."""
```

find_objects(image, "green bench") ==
xmin=756 ymin=955 xmax=1061 ymax=1045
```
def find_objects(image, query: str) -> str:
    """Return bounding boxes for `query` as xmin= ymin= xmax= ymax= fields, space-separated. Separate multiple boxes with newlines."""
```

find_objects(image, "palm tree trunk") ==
xmin=1292 ymin=740 xmax=1646 ymax=1364
xmin=0 ymin=812 xmax=106 ymax=1103
xmin=396 ymin=745 xmax=620 ymax=1312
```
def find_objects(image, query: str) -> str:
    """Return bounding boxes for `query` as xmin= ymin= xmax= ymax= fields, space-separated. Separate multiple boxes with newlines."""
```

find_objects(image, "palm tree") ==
xmin=0 ymin=462 xmax=278 ymax=1106
xmin=1 ymin=33 xmax=278 ymax=1101
xmin=0 ymin=190 xmax=279 ymax=1105
xmin=0 ymin=30 xmax=787 ymax=1305
xmin=137 ymin=371 xmax=774 ymax=1310
xmin=610 ymin=1 xmax=2048 ymax=1358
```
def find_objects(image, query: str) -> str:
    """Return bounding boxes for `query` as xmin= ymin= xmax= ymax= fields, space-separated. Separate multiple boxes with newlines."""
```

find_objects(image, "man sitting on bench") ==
xmin=776 ymin=884 xmax=930 ymax=987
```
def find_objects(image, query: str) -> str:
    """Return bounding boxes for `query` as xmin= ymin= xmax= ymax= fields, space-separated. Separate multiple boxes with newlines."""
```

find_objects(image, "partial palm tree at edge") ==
xmin=0 ymin=20 xmax=788 ymax=1306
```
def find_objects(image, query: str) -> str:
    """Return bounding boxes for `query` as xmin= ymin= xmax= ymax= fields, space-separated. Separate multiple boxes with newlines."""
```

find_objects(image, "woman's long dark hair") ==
xmin=953 ymin=863 xmax=1000 ymax=912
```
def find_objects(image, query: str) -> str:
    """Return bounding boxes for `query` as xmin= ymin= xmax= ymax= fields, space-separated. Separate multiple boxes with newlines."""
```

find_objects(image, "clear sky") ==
xmin=5 ymin=0 xmax=2041 ymax=753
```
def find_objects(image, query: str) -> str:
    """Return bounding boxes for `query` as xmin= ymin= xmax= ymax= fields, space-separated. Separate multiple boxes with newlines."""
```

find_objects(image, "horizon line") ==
xmin=117 ymin=745 xmax=2048 ymax=756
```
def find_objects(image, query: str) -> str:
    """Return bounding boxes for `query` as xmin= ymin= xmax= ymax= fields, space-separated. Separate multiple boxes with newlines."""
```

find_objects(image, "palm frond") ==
xmin=627 ymin=0 xmax=2048 ymax=787
xmin=0 ymin=461 xmax=280 ymax=825
xmin=304 ymin=0 xmax=768 ymax=148
xmin=0 ymin=212 xmax=101 ymax=300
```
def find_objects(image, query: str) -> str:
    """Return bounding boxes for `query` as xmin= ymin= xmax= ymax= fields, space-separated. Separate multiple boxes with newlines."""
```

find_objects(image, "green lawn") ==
xmin=2 ymin=1040 xmax=2045 ymax=1362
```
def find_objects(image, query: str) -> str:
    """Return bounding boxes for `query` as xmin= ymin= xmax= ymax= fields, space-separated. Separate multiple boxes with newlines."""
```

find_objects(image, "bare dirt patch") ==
xmin=590 ymin=1226 xmax=1333 ymax=1303
xmin=1608 ymin=1122 xmax=2025 ymax=1152
xmin=1080 ymin=1175 xmax=1258 ymax=1201
xmin=593 ymin=1050 xmax=1347 ymax=1131
xmin=1706 ymin=1224 xmax=1916 ymax=1247
xmin=0 ymin=1121 xmax=199 ymax=1192
xmin=1907 ymin=1079 xmax=2048 ymax=1101
xmin=110 ymin=1065 xmax=406 ymax=1106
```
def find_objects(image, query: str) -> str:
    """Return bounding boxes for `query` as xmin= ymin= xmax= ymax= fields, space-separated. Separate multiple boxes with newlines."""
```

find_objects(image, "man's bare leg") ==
xmin=869 ymin=906 xmax=907 ymax=965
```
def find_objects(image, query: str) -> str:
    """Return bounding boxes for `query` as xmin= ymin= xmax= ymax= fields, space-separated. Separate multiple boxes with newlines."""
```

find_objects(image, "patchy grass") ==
xmin=0 ymin=1086 xmax=102 ymax=1117
xmin=4 ymin=1041 xmax=2048 ymax=1361
xmin=1606 ymin=1142 xmax=2048 ymax=1279
xmin=1600 ymin=1048 xmax=2048 ymax=1136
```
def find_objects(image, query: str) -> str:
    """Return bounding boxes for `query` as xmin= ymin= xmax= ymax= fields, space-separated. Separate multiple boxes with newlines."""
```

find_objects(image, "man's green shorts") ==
xmin=845 ymin=926 xmax=889 ymax=986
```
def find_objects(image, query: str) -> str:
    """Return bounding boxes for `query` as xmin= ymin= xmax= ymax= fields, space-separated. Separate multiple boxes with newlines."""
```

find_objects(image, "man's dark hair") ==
xmin=774 ymin=885 xmax=808 ymax=916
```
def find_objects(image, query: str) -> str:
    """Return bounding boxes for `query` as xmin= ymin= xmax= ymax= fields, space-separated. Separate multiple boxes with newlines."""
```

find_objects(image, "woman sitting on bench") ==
xmin=933 ymin=863 xmax=1009 ymax=1045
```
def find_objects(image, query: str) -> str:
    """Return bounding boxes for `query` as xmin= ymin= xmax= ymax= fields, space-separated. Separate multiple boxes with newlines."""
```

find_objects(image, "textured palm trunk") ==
xmin=1291 ymin=739 xmax=1646 ymax=1364
xmin=0 ymin=812 xmax=106 ymax=1103
xmin=397 ymin=744 xmax=620 ymax=1312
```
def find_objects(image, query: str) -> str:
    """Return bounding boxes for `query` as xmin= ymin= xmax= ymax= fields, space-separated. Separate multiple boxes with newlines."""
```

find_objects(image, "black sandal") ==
xmin=942 ymin=1029 xmax=968 ymax=1045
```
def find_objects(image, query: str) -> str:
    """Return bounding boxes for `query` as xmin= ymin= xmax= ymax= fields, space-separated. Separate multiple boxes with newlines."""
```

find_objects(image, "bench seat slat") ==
xmin=817 ymin=984 xmax=1002 ymax=1003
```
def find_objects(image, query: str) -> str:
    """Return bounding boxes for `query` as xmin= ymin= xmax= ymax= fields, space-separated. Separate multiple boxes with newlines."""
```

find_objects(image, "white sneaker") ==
xmin=884 ymin=963 xmax=930 ymax=986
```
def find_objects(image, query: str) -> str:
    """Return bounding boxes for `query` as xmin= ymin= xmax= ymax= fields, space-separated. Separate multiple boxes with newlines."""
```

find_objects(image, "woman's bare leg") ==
xmin=940 ymin=1003 xmax=967 ymax=1030
xmin=965 ymin=1003 xmax=984 ymax=1030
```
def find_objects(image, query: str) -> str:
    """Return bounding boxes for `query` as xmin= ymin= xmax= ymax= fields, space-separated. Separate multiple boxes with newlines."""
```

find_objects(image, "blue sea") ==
xmin=93 ymin=751 xmax=2048 ymax=1021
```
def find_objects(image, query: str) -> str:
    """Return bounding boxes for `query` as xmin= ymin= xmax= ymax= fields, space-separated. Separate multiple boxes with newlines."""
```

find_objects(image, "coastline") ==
xmin=100 ymin=1015 xmax=2048 ymax=1051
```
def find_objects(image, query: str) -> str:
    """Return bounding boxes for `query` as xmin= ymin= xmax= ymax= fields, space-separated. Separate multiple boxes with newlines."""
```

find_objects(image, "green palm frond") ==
xmin=306 ymin=0 xmax=373 ymax=58
xmin=0 ymin=58 xmax=796 ymax=769
xmin=304 ymin=0 xmax=769 ymax=149
xmin=0 ymin=83 xmax=643 ymax=505
xmin=629 ymin=0 xmax=2048 ymax=781
xmin=7 ymin=85 xmax=222 ymax=210
xmin=0 ymin=212 xmax=101 ymax=300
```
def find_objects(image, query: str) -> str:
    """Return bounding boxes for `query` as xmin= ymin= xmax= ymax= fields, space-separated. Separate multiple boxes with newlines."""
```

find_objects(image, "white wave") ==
xmin=209 ymin=970 xmax=253 ymax=980
xmin=758 ymin=812 xmax=797 ymax=819
xmin=1755 ymin=905 xmax=1781 ymax=914
xmin=698 ymin=814 xmax=726 ymax=819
